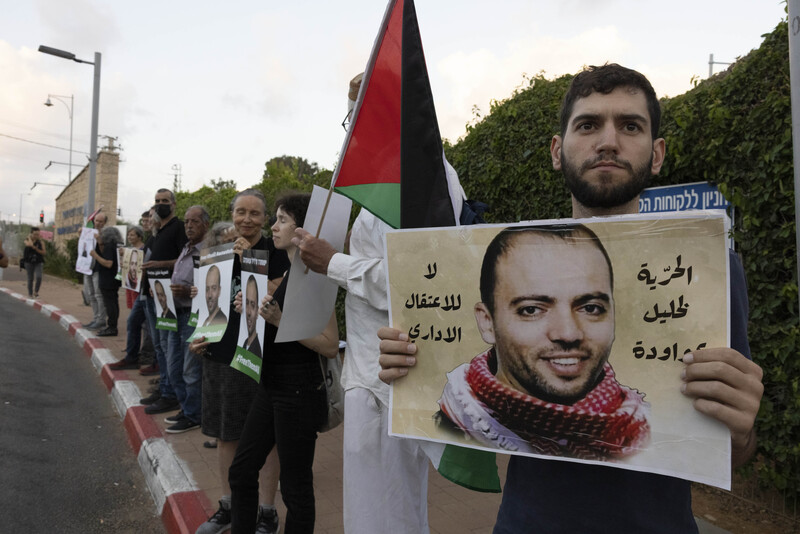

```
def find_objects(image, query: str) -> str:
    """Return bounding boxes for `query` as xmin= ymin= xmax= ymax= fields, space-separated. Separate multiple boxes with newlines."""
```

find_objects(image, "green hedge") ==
xmin=446 ymin=22 xmax=799 ymax=496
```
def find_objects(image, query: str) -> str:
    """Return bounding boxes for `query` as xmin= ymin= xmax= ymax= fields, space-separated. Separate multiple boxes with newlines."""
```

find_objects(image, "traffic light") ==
xmin=39 ymin=211 xmax=44 ymax=223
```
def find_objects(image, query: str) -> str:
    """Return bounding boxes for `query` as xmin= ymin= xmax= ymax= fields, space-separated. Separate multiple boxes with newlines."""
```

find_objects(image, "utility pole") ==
xmin=708 ymin=53 xmax=732 ymax=78
xmin=171 ymin=164 xmax=182 ymax=192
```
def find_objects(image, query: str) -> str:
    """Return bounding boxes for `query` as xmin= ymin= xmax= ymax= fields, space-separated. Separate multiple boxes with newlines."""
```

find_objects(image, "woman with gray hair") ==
xmin=90 ymin=226 xmax=123 ymax=336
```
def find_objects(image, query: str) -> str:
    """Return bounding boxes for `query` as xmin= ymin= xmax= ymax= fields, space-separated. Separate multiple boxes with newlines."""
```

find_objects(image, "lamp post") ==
xmin=38 ymin=45 xmax=101 ymax=215
xmin=44 ymin=94 xmax=74 ymax=183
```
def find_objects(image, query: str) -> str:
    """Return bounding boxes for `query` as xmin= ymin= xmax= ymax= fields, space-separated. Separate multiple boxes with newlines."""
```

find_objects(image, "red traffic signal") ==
xmin=39 ymin=211 xmax=44 ymax=223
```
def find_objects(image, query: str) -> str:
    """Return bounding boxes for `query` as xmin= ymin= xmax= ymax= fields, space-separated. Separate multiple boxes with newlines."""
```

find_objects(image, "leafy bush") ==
xmin=446 ymin=22 xmax=798 ymax=496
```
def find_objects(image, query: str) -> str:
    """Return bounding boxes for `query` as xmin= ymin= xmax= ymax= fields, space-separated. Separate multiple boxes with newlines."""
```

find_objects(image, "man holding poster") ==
xmin=379 ymin=64 xmax=764 ymax=532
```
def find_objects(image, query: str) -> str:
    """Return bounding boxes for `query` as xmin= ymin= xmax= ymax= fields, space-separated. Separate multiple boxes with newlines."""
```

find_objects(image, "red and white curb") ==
xmin=0 ymin=288 xmax=211 ymax=534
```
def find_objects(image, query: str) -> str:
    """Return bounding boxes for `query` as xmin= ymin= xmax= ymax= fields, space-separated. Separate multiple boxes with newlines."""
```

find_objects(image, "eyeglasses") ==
xmin=341 ymin=109 xmax=353 ymax=132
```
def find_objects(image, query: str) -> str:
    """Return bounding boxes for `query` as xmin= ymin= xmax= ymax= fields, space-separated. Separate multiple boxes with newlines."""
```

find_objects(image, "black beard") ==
xmin=562 ymin=149 xmax=652 ymax=209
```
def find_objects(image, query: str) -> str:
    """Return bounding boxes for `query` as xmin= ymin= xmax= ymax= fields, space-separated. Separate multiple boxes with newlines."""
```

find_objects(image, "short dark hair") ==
xmin=274 ymin=192 xmax=311 ymax=228
xmin=157 ymin=188 xmax=176 ymax=204
xmin=479 ymin=224 xmax=614 ymax=315
xmin=30 ymin=227 xmax=40 ymax=232
xmin=246 ymin=275 xmax=258 ymax=296
xmin=560 ymin=63 xmax=661 ymax=140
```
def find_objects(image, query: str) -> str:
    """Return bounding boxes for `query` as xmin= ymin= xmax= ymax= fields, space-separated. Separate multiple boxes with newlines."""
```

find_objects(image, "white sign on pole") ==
xmin=275 ymin=185 xmax=352 ymax=343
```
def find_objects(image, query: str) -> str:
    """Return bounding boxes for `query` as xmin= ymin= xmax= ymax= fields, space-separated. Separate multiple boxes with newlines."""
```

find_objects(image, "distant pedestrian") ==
xmin=82 ymin=213 xmax=108 ymax=329
xmin=23 ymin=227 xmax=46 ymax=298
xmin=90 ymin=226 xmax=123 ymax=336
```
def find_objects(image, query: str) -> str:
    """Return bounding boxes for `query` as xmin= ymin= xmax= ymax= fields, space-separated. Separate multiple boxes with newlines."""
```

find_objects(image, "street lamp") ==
xmin=44 ymin=94 xmax=74 ymax=183
xmin=38 ymin=45 xmax=101 ymax=216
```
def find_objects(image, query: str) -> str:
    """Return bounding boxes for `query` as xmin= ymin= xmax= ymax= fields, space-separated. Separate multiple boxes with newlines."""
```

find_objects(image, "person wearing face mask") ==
xmin=139 ymin=189 xmax=189 ymax=416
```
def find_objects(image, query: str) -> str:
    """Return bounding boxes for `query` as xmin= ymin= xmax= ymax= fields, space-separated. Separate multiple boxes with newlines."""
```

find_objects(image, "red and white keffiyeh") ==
xmin=456 ymin=349 xmax=650 ymax=460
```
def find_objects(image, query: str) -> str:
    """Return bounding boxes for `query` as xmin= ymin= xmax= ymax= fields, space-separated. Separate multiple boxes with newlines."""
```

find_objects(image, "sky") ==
xmin=0 ymin=0 xmax=787 ymax=226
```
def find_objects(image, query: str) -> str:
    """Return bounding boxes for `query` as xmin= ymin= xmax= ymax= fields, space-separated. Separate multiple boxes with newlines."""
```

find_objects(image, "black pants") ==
xmin=100 ymin=287 xmax=119 ymax=330
xmin=229 ymin=363 xmax=326 ymax=534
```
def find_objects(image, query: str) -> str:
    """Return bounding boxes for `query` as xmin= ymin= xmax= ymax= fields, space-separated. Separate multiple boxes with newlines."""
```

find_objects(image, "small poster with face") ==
xmin=75 ymin=226 xmax=96 ymax=275
xmin=147 ymin=268 xmax=177 ymax=331
xmin=230 ymin=249 xmax=269 ymax=382
xmin=386 ymin=211 xmax=734 ymax=489
xmin=188 ymin=255 xmax=200 ymax=328
xmin=121 ymin=248 xmax=143 ymax=292
xmin=189 ymin=243 xmax=235 ymax=343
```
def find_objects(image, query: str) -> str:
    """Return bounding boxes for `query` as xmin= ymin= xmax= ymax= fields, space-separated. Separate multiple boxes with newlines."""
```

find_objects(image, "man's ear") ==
xmin=550 ymin=135 xmax=563 ymax=171
xmin=651 ymin=137 xmax=666 ymax=175
xmin=474 ymin=302 xmax=496 ymax=345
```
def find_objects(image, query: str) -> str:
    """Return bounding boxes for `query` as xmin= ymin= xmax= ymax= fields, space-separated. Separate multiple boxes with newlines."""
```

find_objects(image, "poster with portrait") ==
xmin=230 ymin=249 xmax=269 ymax=382
xmin=189 ymin=243 xmax=235 ymax=343
xmin=386 ymin=211 xmax=734 ymax=489
xmin=120 ymin=248 xmax=143 ymax=292
xmin=147 ymin=268 xmax=177 ymax=331
xmin=75 ymin=226 xmax=96 ymax=275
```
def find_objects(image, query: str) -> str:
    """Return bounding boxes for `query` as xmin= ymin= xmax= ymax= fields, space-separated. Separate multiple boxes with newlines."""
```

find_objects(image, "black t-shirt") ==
xmin=206 ymin=236 xmax=290 ymax=364
xmin=142 ymin=217 xmax=187 ymax=294
xmin=262 ymin=270 xmax=318 ymax=368
xmin=98 ymin=244 xmax=121 ymax=290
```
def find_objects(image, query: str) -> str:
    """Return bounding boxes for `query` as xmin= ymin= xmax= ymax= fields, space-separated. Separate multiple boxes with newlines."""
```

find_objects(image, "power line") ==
xmin=0 ymin=132 xmax=90 ymax=154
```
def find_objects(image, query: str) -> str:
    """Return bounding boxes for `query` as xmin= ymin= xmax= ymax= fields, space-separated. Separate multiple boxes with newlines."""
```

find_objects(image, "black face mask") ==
xmin=154 ymin=204 xmax=172 ymax=219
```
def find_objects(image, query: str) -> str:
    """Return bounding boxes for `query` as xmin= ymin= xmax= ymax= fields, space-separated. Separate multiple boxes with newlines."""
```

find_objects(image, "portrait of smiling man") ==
xmin=202 ymin=264 xmax=228 ymax=327
xmin=437 ymin=223 xmax=650 ymax=459
xmin=241 ymin=274 xmax=262 ymax=358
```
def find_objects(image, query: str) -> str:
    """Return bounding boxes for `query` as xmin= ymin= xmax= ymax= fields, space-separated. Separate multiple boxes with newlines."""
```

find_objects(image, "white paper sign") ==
xmin=275 ymin=185 xmax=352 ymax=342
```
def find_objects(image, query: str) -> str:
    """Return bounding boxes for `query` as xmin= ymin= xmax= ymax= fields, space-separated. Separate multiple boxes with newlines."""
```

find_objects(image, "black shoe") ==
xmin=165 ymin=418 xmax=200 ymax=434
xmin=144 ymin=397 xmax=179 ymax=415
xmin=164 ymin=411 xmax=185 ymax=424
xmin=109 ymin=359 xmax=139 ymax=370
xmin=96 ymin=328 xmax=118 ymax=337
xmin=203 ymin=439 xmax=218 ymax=449
xmin=255 ymin=505 xmax=280 ymax=534
xmin=195 ymin=499 xmax=231 ymax=534
xmin=139 ymin=391 xmax=161 ymax=405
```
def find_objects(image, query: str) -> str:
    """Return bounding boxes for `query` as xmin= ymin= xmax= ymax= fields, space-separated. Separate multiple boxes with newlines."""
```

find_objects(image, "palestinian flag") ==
xmin=331 ymin=0 xmax=455 ymax=230
xmin=332 ymin=0 xmax=500 ymax=493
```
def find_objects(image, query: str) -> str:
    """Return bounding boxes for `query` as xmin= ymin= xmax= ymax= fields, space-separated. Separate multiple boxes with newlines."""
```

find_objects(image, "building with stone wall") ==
xmin=54 ymin=144 xmax=119 ymax=250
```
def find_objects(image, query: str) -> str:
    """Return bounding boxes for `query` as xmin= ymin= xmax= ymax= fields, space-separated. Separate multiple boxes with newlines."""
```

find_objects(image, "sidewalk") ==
xmin=0 ymin=267 xmax=506 ymax=534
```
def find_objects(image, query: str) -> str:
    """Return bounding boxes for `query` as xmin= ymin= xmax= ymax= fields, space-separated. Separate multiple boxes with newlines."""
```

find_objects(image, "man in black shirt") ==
xmin=140 ymin=189 xmax=188 ymax=415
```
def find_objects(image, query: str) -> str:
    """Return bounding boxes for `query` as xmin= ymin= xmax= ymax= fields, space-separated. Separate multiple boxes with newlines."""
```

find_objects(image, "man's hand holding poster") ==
xmin=148 ymin=267 xmax=178 ymax=332
xmin=190 ymin=243 xmax=235 ymax=343
xmin=230 ymin=249 xmax=269 ymax=382
xmin=386 ymin=211 xmax=733 ymax=489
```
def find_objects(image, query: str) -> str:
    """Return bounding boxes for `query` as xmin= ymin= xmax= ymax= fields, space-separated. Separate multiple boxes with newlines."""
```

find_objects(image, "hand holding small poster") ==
xmin=189 ymin=243 xmax=235 ymax=343
xmin=121 ymin=248 xmax=143 ymax=292
xmin=230 ymin=249 xmax=269 ymax=382
xmin=147 ymin=267 xmax=177 ymax=331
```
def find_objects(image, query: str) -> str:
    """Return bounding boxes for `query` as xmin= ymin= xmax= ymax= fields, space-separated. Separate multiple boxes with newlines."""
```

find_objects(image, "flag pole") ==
xmin=304 ymin=185 xmax=336 ymax=274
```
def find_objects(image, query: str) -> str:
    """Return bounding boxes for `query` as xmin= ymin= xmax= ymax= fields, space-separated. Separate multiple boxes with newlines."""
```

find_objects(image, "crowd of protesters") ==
xmin=36 ymin=64 xmax=765 ymax=534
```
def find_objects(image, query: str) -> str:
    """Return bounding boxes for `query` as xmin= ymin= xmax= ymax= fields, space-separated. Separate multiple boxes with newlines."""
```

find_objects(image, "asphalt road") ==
xmin=0 ymin=292 xmax=164 ymax=533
